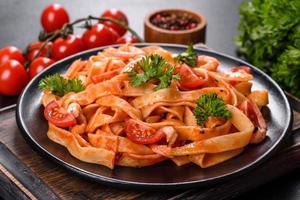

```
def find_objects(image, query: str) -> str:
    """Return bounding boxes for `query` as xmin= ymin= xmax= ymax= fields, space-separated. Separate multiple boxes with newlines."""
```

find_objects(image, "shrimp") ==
xmin=238 ymin=100 xmax=267 ymax=144
xmin=197 ymin=55 xmax=220 ymax=71
xmin=67 ymin=102 xmax=82 ymax=118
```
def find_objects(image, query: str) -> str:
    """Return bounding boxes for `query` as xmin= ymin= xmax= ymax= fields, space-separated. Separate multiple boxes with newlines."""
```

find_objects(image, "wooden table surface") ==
xmin=1 ymin=0 xmax=300 ymax=199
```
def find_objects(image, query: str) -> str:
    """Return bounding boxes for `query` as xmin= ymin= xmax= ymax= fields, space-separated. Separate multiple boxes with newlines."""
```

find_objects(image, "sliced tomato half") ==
xmin=124 ymin=119 xmax=165 ymax=144
xmin=44 ymin=100 xmax=76 ymax=128
xmin=178 ymin=64 xmax=206 ymax=90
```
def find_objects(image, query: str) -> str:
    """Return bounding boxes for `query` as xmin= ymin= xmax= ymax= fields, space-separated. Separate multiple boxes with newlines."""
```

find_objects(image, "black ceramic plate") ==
xmin=16 ymin=43 xmax=292 ymax=190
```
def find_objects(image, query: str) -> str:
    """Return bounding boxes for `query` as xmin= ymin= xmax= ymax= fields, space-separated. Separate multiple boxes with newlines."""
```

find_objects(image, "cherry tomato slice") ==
xmin=82 ymin=24 xmax=119 ymax=49
xmin=101 ymin=8 xmax=128 ymax=36
xmin=51 ymin=34 xmax=85 ymax=61
xmin=0 ymin=60 xmax=28 ymax=96
xmin=115 ymin=36 xmax=140 ymax=44
xmin=178 ymin=64 xmax=205 ymax=89
xmin=41 ymin=4 xmax=69 ymax=33
xmin=29 ymin=57 xmax=55 ymax=79
xmin=44 ymin=100 xmax=76 ymax=128
xmin=0 ymin=46 xmax=25 ymax=66
xmin=124 ymin=119 xmax=165 ymax=144
xmin=231 ymin=66 xmax=251 ymax=74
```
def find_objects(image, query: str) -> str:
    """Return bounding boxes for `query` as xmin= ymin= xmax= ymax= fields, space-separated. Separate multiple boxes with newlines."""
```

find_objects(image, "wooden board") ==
xmin=0 ymin=105 xmax=300 ymax=200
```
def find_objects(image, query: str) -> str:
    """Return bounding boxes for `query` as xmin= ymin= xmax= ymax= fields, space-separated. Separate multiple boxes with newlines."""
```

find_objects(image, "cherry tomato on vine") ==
xmin=0 ymin=46 xmax=25 ymax=66
xmin=115 ymin=36 xmax=139 ymax=44
xmin=101 ymin=8 xmax=128 ymax=36
xmin=29 ymin=57 xmax=55 ymax=79
xmin=26 ymin=41 xmax=53 ymax=61
xmin=0 ymin=60 xmax=28 ymax=96
xmin=51 ymin=34 xmax=85 ymax=61
xmin=41 ymin=4 xmax=70 ymax=33
xmin=82 ymin=24 xmax=119 ymax=49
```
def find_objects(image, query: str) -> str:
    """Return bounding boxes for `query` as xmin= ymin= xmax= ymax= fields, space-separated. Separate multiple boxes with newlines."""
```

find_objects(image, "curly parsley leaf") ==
xmin=174 ymin=44 xmax=197 ymax=67
xmin=38 ymin=73 xmax=85 ymax=97
xmin=271 ymin=46 xmax=300 ymax=97
xmin=128 ymin=54 xmax=180 ymax=90
xmin=193 ymin=93 xmax=232 ymax=126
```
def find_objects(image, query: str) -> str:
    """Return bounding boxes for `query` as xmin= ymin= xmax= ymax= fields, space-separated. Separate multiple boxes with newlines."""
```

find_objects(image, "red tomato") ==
xmin=231 ymin=66 xmax=251 ymax=74
xmin=0 ymin=46 xmax=25 ymax=66
xmin=124 ymin=119 xmax=165 ymax=144
xmin=82 ymin=24 xmax=119 ymax=49
xmin=51 ymin=35 xmax=85 ymax=61
xmin=0 ymin=60 xmax=28 ymax=95
xmin=41 ymin=4 xmax=69 ymax=33
xmin=101 ymin=8 xmax=128 ymax=36
xmin=26 ymin=41 xmax=53 ymax=61
xmin=178 ymin=64 xmax=206 ymax=89
xmin=29 ymin=57 xmax=55 ymax=79
xmin=115 ymin=36 xmax=140 ymax=44
xmin=44 ymin=100 xmax=76 ymax=128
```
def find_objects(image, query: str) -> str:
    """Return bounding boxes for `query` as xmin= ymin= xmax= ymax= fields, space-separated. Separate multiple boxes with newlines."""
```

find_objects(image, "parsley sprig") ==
xmin=38 ymin=73 xmax=85 ymax=97
xmin=193 ymin=93 xmax=232 ymax=126
xmin=174 ymin=44 xmax=197 ymax=67
xmin=128 ymin=54 xmax=180 ymax=90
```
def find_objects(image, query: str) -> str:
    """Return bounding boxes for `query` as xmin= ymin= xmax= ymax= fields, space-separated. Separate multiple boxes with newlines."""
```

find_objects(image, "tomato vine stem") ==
xmin=27 ymin=15 xmax=143 ymax=67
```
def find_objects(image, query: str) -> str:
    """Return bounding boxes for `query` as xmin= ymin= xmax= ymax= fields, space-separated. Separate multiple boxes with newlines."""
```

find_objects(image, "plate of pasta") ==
xmin=16 ymin=43 xmax=292 ymax=189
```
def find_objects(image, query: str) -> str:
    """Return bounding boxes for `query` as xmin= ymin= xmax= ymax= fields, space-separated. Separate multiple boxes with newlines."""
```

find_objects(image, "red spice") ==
xmin=151 ymin=12 xmax=198 ymax=31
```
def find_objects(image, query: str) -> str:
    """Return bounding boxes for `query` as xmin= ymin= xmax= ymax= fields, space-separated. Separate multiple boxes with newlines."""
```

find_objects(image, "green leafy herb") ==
xmin=38 ymin=73 xmax=85 ymax=97
xmin=236 ymin=0 xmax=300 ymax=98
xmin=128 ymin=54 xmax=180 ymax=90
xmin=271 ymin=46 xmax=300 ymax=97
xmin=193 ymin=93 xmax=232 ymax=126
xmin=174 ymin=44 xmax=197 ymax=67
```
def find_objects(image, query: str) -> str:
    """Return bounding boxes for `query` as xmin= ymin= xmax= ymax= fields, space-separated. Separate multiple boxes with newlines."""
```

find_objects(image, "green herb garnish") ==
xmin=193 ymin=93 xmax=232 ymax=126
xmin=174 ymin=44 xmax=197 ymax=67
xmin=38 ymin=73 xmax=85 ymax=97
xmin=128 ymin=54 xmax=180 ymax=90
xmin=236 ymin=0 xmax=300 ymax=98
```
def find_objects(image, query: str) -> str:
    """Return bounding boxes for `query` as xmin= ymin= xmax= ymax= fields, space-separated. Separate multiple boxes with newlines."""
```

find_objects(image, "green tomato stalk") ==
xmin=26 ymin=15 xmax=144 ymax=67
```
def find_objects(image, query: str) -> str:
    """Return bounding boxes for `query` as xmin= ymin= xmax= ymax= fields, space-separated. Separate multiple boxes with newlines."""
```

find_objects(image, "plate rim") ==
xmin=16 ymin=43 xmax=293 ymax=189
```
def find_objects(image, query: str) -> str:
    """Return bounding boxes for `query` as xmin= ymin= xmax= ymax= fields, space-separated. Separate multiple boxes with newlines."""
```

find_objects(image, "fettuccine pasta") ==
xmin=41 ymin=44 xmax=269 ymax=169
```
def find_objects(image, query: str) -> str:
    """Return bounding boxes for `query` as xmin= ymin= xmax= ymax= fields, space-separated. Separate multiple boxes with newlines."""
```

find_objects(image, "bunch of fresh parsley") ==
xmin=193 ymin=93 xmax=232 ymax=126
xmin=128 ymin=54 xmax=180 ymax=90
xmin=39 ymin=73 xmax=85 ymax=96
xmin=236 ymin=0 xmax=300 ymax=97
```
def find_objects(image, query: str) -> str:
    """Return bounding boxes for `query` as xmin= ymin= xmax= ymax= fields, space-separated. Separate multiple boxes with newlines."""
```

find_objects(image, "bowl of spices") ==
xmin=144 ymin=8 xmax=206 ymax=44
